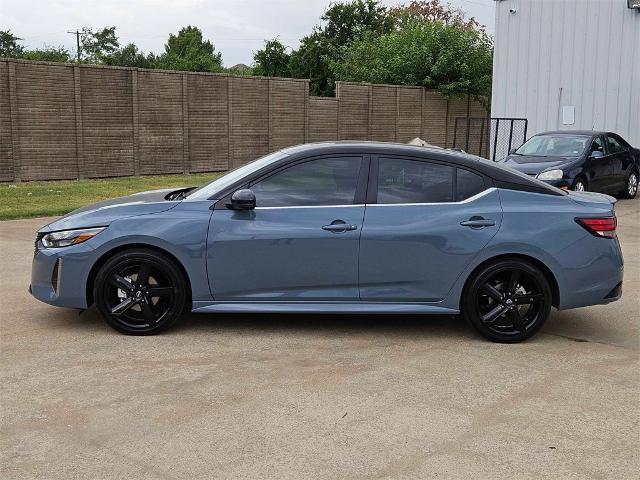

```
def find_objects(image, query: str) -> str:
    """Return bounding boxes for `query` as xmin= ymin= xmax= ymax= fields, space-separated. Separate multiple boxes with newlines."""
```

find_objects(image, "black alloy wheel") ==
xmin=94 ymin=249 xmax=186 ymax=335
xmin=463 ymin=259 xmax=552 ymax=342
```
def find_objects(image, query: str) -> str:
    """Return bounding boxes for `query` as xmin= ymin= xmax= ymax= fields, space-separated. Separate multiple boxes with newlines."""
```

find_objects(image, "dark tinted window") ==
xmin=456 ymin=168 xmax=485 ymax=200
xmin=606 ymin=135 xmax=626 ymax=153
xmin=377 ymin=158 xmax=454 ymax=204
xmin=251 ymin=157 xmax=362 ymax=207
xmin=590 ymin=137 xmax=605 ymax=154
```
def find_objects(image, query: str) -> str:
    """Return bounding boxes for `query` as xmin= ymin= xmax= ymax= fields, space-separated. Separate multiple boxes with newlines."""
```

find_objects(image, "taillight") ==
xmin=575 ymin=217 xmax=617 ymax=238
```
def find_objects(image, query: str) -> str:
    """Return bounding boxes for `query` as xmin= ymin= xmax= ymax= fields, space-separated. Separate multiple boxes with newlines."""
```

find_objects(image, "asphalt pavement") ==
xmin=1 ymin=199 xmax=638 ymax=479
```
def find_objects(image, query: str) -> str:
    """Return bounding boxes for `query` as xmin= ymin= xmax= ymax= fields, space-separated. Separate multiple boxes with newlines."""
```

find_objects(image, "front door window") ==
xmin=251 ymin=157 xmax=363 ymax=207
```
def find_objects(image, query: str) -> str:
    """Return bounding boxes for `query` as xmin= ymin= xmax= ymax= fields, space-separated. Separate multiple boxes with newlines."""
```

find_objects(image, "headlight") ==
xmin=537 ymin=169 xmax=563 ymax=180
xmin=40 ymin=227 xmax=105 ymax=248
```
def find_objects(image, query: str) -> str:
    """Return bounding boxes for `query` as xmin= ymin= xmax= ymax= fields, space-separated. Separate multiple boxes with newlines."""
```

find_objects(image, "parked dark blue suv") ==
xmin=501 ymin=131 xmax=638 ymax=198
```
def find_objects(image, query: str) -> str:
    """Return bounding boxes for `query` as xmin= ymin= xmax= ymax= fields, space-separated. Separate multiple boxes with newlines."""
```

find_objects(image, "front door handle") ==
xmin=322 ymin=220 xmax=358 ymax=233
xmin=460 ymin=217 xmax=495 ymax=228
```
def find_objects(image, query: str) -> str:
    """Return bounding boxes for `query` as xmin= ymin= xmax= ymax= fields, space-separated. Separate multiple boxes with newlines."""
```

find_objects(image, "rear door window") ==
xmin=606 ymin=135 xmax=626 ymax=154
xmin=377 ymin=157 xmax=454 ymax=204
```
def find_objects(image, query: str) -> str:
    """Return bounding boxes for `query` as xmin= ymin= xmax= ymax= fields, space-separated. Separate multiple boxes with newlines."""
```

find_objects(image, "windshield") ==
xmin=186 ymin=150 xmax=289 ymax=200
xmin=514 ymin=134 xmax=590 ymax=158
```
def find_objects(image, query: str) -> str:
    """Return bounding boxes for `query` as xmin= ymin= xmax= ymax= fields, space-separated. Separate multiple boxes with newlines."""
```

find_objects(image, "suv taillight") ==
xmin=576 ymin=217 xmax=617 ymax=238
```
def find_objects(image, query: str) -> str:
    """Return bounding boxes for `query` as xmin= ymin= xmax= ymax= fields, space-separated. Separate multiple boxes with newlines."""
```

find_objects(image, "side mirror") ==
xmin=590 ymin=151 xmax=604 ymax=159
xmin=229 ymin=189 xmax=256 ymax=210
xmin=508 ymin=147 xmax=517 ymax=155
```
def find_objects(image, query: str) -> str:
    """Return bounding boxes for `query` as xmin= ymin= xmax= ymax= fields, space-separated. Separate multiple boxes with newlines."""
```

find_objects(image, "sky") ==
xmin=1 ymin=0 xmax=496 ymax=67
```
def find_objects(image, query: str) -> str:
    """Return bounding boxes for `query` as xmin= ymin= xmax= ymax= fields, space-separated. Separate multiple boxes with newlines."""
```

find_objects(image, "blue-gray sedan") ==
xmin=30 ymin=142 xmax=624 ymax=342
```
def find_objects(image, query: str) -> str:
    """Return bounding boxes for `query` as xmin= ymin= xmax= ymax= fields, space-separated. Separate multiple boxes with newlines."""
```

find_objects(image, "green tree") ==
xmin=331 ymin=16 xmax=492 ymax=100
xmin=253 ymin=39 xmax=290 ymax=77
xmin=102 ymin=43 xmax=156 ymax=68
xmin=80 ymin=26 xmax=119 ymax=63
xmin=389 ymin=0 xmax=486 ymax=32
xmin=156 ymin=26 xmax=223 ymax=72
xmin=0 ymin=30 xmax=24 ymax=57
xmin=289 ymin=0 xmax=394 ymax=96
xmin=21 ymin=46 xmax=71 ymax=62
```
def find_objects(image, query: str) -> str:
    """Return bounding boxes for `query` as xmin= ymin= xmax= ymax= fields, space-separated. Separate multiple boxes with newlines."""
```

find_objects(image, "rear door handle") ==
xmin=460 ymin=217 xmax=495 ymax=228
xmin=322 ymin=220 xmax=358 ymax=233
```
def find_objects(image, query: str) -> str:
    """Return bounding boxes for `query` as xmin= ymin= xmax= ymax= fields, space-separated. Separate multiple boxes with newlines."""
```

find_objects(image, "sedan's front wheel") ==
xmin=572 ymin=177 xmax=587 ymax=192
xmin=94 ymin=249 xmax=186 ymax=335
xmin=463 ymin=259 xmax=552 ymax=343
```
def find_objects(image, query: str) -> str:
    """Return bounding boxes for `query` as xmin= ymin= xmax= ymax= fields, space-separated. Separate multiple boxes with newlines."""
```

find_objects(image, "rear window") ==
xmin=456 ymin=168 xmax=485 ymax=201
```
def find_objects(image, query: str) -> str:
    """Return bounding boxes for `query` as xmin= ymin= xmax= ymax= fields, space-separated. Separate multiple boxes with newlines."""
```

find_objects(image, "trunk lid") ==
xmin=567 ymin=190 xmax=616 ymax=212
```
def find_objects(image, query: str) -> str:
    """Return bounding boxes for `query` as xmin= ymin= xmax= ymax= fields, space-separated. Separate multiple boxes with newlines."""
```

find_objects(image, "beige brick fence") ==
xmin=0 ymin=59 xmax=489 ymax=182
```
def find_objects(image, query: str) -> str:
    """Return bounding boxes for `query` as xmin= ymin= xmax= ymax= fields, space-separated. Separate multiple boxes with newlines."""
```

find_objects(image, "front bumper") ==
xmin=30 ymin=242 xmax=95 ymax=309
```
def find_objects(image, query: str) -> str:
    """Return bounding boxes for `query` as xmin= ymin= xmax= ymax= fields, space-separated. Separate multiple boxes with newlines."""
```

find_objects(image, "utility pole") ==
xmin=67 ymin=30 xmax=81 ymax=62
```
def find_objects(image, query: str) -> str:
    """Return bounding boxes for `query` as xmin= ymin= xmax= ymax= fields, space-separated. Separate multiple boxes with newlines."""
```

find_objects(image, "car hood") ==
xmin=502 ymin=155 xmax=575 ymax=175
xmin=39 ymin=188 xmax=186 ymax=233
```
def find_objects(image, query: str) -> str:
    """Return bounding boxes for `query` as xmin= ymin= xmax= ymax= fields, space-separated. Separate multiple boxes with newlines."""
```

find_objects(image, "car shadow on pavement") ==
xmin=50 ymin=305 xmax=625 ymax=346
xmin=70 ymin=306 xmax=479 ymax=340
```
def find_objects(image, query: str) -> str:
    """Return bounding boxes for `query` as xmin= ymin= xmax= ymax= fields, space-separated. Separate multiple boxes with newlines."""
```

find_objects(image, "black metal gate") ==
xmin=452 ymin=117 xmax=528 ymax=161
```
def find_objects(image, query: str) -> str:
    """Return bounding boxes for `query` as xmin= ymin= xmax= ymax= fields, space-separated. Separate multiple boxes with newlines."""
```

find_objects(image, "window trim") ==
xmin=369 ymin=154 xmax=489 ymax=205
xmin=369 ymin=187 xmax=496 ymax=207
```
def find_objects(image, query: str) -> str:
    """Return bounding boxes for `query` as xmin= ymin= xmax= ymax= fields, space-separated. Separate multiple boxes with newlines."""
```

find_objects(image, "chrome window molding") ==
xmin=369 ymin=187 xmax=496 ymax=207
xmin=255 ymin=204 xmax=365 ymax=210
xmin=251 ymin=188 xmax=496 ymax=210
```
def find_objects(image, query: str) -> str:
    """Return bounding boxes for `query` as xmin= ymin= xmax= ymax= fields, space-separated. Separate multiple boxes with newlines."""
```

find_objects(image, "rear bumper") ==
xmin=557 ymin=237 xmax=624 ymax=310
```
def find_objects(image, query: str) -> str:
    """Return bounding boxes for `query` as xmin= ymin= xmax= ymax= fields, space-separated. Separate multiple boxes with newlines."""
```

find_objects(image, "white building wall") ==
xmin=491 ymin=0 xmax=640 ymax=147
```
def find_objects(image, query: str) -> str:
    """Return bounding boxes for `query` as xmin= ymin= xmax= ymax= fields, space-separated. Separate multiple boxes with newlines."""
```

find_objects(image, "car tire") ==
xmin=572 ymin=176 xmax=587 ymax=192
xmin=94 ymin=248 xmax=187 ymax=335
xmin=619 ymin=170 xmax=638 ymax=199
xmin=463 ymin=259 xmax=552 ymax=343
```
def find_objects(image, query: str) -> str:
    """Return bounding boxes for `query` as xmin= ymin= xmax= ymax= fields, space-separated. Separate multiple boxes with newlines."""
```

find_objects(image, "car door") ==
xmin=207 ymin=155 xmax=367 ymax=301
xmin=586 ymin=135 xmax=613 ymax=192
xmin=359 ymin=156 xmax=502 ymax=302
xmin=605 ymin=134 xmax=631 ymax=191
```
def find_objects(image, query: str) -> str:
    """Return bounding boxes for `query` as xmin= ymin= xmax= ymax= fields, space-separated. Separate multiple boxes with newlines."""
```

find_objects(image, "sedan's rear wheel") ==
xmin=463 ymin=259 xmax=552 ymax=343
xmin=94 ymin=249 xmax=186 ymax=335
xmin=619 ymin=170 xmax=638 ymax=199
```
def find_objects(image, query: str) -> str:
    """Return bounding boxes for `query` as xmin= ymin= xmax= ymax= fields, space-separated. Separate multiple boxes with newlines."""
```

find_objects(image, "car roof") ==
xmin=283 ymin=141 xmax=482 ymax=165
xmin=534 ymin=130 xmax=604 ymax=137
xmin=278 ymin=141 xmax=564 ymax=196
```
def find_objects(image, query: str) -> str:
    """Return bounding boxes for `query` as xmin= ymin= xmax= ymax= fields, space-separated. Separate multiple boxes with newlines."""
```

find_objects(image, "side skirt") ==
xmin=191 ymin=301 xmax=459 ymax=315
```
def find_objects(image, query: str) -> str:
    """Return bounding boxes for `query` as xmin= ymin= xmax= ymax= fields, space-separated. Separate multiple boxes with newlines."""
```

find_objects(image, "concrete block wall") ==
xmin=0 ymin=59 xmax=488 ymax=182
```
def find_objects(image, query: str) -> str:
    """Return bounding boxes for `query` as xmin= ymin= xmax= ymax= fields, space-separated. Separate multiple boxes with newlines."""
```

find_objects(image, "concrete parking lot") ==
xmin=1 ymin=200 xmax=638 ymax=479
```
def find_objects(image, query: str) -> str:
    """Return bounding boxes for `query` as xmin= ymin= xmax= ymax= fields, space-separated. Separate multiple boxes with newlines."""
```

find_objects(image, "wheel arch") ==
xmin=85 ymin=243 xmax=193 ymax=308
xmin=460 ymin=253 xmax=560 ymax=309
